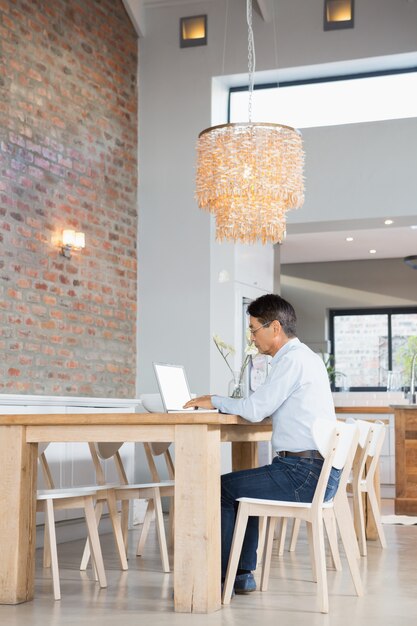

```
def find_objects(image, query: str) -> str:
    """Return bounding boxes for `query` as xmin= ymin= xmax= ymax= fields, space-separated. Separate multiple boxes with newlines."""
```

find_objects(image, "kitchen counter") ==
xmin=392 ymin=405 xmax=417 ymax=514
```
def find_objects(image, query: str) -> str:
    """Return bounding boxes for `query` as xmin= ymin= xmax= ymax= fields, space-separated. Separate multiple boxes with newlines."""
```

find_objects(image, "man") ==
xmin=184 ymin=294 xmax=340 ymax=594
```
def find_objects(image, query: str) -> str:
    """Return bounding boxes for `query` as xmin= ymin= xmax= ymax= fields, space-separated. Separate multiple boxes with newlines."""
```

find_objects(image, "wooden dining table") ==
xmin=0 ymin=411 xmax=272 ymax=613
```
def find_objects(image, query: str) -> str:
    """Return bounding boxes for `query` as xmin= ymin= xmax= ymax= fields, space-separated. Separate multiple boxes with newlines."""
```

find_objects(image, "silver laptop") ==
xmin=153 ymin=362 xmax=218 ymax=413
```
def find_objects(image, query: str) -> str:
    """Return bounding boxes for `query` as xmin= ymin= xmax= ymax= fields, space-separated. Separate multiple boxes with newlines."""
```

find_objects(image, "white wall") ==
xmin=136 ymin=0 xmax=417 ymax=395
xmin=281 ymin=258 xmax=417 ymax=350
xmin=298 ymin=118 xmax=417 ymax=225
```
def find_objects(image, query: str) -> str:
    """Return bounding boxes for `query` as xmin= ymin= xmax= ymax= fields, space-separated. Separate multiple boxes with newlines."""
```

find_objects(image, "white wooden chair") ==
xmin=37 ymin=444 xmax=109 ymax=600
xmin=81 ymin=442 xmax=174 ymax=573
xmin=222 ymin=419 xmax=362 ymax=614
xmin=136 ymin=442 xmax=175 ymax=557
xmin=347 ymin=419 xmax=387 ymax=554
xmin=265 ymin=420 xmax=363 ymax=605
xmin=276 ymin=419 xmax=371 ymax=562
xmin=39 ymin=443 xmax=128 ymax=572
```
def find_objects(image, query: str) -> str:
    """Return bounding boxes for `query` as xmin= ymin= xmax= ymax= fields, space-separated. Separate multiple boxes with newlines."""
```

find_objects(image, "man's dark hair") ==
xmin=247 ymin=294 xmax=297 ymax=338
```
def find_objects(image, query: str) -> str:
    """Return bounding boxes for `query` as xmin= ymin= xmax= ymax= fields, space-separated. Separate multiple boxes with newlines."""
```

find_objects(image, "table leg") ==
xmin=174 ymin=424 xmax=221 ymax=613
xmin=232 ymin=441 xmax=258 ymax=471
xmin=0 ymin=427 xmax=37 ymax=604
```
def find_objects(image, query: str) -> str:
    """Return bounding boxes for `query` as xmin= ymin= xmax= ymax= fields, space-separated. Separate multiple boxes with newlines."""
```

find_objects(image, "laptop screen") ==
xmin=153 ymin=363 xmax=192 ymax=411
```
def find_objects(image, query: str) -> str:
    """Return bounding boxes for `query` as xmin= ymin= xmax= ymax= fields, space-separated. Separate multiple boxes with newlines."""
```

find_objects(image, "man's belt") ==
xmin=278 ymin=450 xmax=323 ymax=460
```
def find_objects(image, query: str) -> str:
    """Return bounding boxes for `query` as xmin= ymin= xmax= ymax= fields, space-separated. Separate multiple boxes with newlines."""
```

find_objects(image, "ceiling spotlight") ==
xmin=369 ymin=249 xmax=377 ymax=254
xmin=384 ymin=219 xmax=394 ymax=225
xmin=345 ymin=236 xmax=354 ymax=242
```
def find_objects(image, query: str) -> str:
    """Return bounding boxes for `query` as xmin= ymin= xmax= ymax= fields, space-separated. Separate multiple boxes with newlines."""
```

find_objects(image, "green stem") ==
xmin=214 ymin=340 xmax=235 ymax=376
xmin=239 ymin=355 xmax=251 ymax=383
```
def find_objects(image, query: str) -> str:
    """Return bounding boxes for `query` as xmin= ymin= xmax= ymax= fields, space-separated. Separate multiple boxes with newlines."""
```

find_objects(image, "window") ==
xmin=329 ymin=307 xmax=417 ymax=391
xmin=228 ymin=69 xmax=417 ymax=129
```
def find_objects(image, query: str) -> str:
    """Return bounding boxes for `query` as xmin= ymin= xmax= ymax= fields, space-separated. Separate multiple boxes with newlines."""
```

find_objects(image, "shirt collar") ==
xmin=270 ymin=337 xmax=300 ymax=364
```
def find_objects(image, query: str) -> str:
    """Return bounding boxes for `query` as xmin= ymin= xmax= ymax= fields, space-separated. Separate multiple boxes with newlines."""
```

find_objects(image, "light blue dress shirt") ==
xmin=212 ymin=338 xmax=336 ymax=453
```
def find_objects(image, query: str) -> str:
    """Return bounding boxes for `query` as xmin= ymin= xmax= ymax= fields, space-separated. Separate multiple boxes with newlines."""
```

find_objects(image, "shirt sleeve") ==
xmin=212 ymin=352 xmax=303 ymax=423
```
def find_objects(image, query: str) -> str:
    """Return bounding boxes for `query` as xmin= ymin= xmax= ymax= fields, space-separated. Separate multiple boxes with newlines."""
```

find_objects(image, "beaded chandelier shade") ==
xmin=195 ymin=0 xmax=305 ymax=244
xmin=196 ymin=122 xmax=304 ymax=244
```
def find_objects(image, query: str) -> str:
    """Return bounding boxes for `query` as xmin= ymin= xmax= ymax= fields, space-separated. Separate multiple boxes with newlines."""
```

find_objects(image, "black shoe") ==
xmin=233 ymin=572 xmax=256 ymax=594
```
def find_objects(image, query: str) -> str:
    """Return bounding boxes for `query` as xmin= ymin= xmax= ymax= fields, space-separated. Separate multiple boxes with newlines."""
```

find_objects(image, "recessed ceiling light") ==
xmin=346 ymin=236 xmax=354 ymax=242
xmin=384 ymin=219 xmax=394 ymax=225
xmin=369 ymin=249 xmax=377 ymax=254
xmin=410 ymin=225 xmax=417 ymax=230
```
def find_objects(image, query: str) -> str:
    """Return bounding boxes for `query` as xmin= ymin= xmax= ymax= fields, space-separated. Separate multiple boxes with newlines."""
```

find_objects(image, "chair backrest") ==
xmin=95 ymin=442 xmax=123 ymax=460
xmin=368 ymin=421 xmax=385 ymax=458
xmin=310 ymin=419 xmax=339 ymax=507
xmin=90 ymin=441 xmax=174 ymax=485
xmin=312 ymin=418 xmax=358 ymax=470
xmin=143 ymin=442 xmax=175 ymax=482
xmin=312 ymin=418 xmax=338 ymax=459
xmin=311 ymin=419 xmax=359 ymax=508
xmin=331 ymin=421 xmax=359 ymax=471
xmin=347 ymin=418 xmax=373 ymax=449
xmin=346 ymin=418 xmax=373 ymax=483
xmin=365 ymin=420 xmax=386 ymax=483
xmin=139 ymin=395 xmax=174 ymax=479
xmin=88 ymin=442 xmax=128 ymax=485
xmin=37 ymin=443 xmax=55 ymax=489
xmin=333 ymin=422 xmax=360 ymax=499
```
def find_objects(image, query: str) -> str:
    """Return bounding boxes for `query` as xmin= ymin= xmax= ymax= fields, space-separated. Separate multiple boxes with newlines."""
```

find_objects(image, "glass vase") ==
xmin=228 ymin=371 xmax=246 ymax=399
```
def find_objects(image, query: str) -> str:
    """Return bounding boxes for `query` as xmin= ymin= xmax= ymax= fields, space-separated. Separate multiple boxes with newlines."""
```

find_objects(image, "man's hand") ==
xmin=183 ymin=395 xmax=215 ymax=410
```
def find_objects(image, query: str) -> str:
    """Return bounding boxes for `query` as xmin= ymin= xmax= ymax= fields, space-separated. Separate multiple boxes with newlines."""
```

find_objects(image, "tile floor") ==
xmin=1 ymin=500 xmax=416 ymax=626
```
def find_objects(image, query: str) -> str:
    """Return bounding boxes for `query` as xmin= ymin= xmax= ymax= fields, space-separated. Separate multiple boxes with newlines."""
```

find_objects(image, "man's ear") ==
xmin=273 ymin=320 xmax=281 ymax=335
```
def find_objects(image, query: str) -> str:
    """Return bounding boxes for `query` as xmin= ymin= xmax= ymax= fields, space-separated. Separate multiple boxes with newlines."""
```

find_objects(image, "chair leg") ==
xmin=168 ymin=496 xmax=175 ymax=547
xmin=106 ymin=490 xmax=128 ymax=570
xmin=352 ymin=485 xmax=367 ymax=556
xmin=366 ymin=487 xmax=387 ymax=549
xmin=222 ymin=502 xmax=249 ymax=605
xmin=310 ymin=515 xmax=328 ymax=614
xmin=43 ymin=511 xmax=52 ymax=568
xmin=152 ymin=488 xmax=170 ymax=573
xmin=324 ymin=512 xmax=342 ymax=571
xmin=306 ymin=521 xmax=317 ymax=582
xmin=83 ymin=496 xmax=107 ymax=589
xmin=277 ymin=517 xmax=287 ymax=556
xmin=45 ymin=499 xmax=61 ymax=601
xmin=333 ymin=500 xmax=363 ymax=597
xmin=260 ymin=517 xmax=276 ymax=591
xmin=289 ymin=518 xmax=301 ymax=552
xmin=136 ymin=499 xmax=155 ymax=556
xmin=80 ymin=500 xmax=104 ymax=571
xmin=257 ymin=516 xmax=267 ymax=566
xmin=121 ymin=500 xmax=130 ymax=550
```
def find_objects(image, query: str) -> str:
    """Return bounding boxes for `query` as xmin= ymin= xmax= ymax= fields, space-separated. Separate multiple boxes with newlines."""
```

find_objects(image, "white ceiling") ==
xmin=280 ymin=218 xmax=417 ymax=264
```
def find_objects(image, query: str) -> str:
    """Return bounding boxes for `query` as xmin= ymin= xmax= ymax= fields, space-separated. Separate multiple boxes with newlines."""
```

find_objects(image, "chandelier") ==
xmin=195 ymin=0 xmax=305 ymax=244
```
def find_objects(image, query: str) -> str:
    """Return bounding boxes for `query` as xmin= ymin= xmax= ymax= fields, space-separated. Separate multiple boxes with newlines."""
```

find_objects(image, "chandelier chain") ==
xmin=247 ymin=0 xmax=256 ymax=123
xmin=221 ymin=0 xmax=229 ymax=76
xmin=195 ymin=0 xmax=305 ymax=245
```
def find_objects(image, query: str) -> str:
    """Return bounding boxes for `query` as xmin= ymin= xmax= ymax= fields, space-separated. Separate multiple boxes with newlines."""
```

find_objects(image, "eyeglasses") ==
xmin=249 ymin=321 xmax=271 ymax=336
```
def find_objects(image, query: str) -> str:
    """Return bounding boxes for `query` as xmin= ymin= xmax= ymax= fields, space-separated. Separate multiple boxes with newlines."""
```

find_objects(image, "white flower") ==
xmin=213 ymin=334 xmax=235 ymax=354
xmin=213 ymin=332 xmax=258 ymax=388
xmin=245 ymin=342 xmax=258 ymax=356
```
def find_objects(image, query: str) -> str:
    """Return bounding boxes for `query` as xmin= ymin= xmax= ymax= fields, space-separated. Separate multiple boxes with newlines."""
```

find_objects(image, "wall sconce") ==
xmin=324 ymin=0 xmax=354 ymax=30
xmin=60 ymin=229 xmax=85 ymax=259
xmin=180 ymin=15 xmax=207 ymax=48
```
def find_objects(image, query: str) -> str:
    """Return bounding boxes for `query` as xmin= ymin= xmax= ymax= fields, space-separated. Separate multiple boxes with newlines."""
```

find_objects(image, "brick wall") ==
xmin=0 ymin=0 xmax=138 ymax=396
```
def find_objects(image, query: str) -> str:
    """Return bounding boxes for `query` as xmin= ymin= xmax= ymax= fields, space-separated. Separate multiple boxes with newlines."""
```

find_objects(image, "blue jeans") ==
xmin=221 ymin=456 xmax=341 ymax=577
